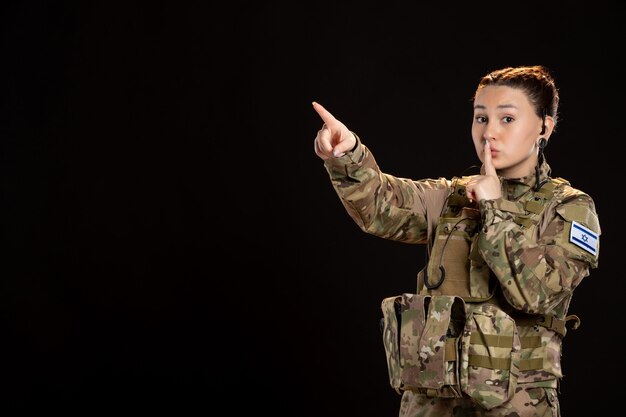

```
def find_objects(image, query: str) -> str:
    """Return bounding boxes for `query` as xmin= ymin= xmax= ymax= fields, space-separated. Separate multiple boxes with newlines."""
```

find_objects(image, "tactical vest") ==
xmin=380 ymin=176 xmax=578 ymax=409
xmin=416 ymin=175 xmax=568 ymax=300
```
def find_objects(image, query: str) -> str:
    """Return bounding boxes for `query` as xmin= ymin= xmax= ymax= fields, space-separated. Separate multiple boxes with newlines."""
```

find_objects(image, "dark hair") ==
xmin=475 ymin=65 xmax=559 ymax=131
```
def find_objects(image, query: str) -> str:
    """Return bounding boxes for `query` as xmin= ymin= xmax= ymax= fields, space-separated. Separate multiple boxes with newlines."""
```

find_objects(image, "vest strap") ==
xmin=445 ymin=338 xmax=457 ymax=361
xmin=468 ymin=355 xmax=544 ymax=371
xmin=513 ymin=216 xmax=535 ymax=229
xmin=513 ymin=313 xmax=581 ymax=337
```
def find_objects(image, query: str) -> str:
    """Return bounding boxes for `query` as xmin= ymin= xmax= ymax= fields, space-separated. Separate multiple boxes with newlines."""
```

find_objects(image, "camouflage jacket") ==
xmin=324 ymin=135 xmax=600 ymax=385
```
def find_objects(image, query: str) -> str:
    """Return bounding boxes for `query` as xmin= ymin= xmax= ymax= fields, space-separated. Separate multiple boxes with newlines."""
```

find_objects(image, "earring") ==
xmin=537 ymin=138 xmax=547 ymax=149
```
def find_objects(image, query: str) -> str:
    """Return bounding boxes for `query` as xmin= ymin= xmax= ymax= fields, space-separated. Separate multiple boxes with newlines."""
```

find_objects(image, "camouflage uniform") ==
xmin=322 ymin=135 xmax=600 ymax=417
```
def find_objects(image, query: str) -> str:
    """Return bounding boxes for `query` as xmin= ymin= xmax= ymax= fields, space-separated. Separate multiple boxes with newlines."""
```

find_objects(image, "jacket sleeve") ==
xmin=477 ymin=192 xmax=601 ymax=314
xmin=322 ymin=135 xmax=450 ymax=244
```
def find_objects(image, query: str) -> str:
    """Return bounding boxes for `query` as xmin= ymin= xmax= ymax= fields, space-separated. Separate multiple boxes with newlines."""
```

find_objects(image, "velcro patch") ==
xmin=569 ymin=220 xmax=598 ymax=256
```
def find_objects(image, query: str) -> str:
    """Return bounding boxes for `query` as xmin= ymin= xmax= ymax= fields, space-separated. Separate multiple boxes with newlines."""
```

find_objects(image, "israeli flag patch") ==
xmin=569 ymin=220 xmax=598 ymax=256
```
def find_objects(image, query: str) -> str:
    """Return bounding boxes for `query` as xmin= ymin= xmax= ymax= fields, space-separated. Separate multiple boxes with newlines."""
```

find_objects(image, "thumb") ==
xmin=331 ymin=131 xmax=356 ymax=157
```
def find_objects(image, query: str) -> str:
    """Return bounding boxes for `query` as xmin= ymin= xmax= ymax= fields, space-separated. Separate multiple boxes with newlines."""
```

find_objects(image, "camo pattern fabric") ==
xmin=401 ymin=295 xmax=461 ymax=390
xmin=416 ymin=296 xmax=458 ymax=389
xmin=382 ymin=294 xmax=465 ymax=394
xmin=459 ymin=304 xmax=520 ymax=409
xmin=381 ymin=296 xmax=404 ymax=390
xmin=398 ymin=386 xmax=559 ymax=416
xmin=516 ymin=323 xmax=559 ymax=383
xmin=398 ymin=294 xmax=429 ymax=389
xmin=478 ymin=188 xmax=599 ymax=317
xmin=323 ymin=135 xmax=449 ymax=244
xmin=322 ymin=136 xmax=600 ymax=414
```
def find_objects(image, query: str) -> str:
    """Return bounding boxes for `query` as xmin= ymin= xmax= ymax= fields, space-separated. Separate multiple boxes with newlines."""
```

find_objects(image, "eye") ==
xmin=502 ymin=116 xmax=514 ymax=123
xmin=474 ymin=116 xmax=487 ymax=124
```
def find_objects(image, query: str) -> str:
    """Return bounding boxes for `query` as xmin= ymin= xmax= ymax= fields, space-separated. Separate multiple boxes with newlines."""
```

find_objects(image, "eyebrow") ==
xmin=473 ymin=104 xmax=519 ymax=111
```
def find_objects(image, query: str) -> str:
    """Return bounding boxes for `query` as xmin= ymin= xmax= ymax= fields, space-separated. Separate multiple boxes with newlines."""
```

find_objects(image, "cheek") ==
xmin=512 ymin=138 xmax=536 ymax=157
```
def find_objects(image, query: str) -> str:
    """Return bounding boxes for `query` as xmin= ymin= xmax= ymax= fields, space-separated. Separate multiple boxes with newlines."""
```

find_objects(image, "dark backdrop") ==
xmin=1 ymin=1 xmax=621 ymax=415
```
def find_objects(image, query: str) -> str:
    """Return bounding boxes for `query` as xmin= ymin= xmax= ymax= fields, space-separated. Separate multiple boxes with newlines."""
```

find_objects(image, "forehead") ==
xmin=474 ymin=85 xmax=532 ymax=110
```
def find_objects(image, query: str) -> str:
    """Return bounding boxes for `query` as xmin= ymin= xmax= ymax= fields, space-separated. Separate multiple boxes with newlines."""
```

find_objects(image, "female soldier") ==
xmin=312 ymin=65 xmax=600 ymax=416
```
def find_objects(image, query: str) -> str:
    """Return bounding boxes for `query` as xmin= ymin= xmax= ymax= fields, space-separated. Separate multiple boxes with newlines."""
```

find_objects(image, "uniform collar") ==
xmin=499 ymin=160 xmax=552 ymax=200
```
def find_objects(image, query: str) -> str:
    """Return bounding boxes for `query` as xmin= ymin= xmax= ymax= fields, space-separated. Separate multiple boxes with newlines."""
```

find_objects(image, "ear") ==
xmin=541 ymin=115 xmax=556 ymax=140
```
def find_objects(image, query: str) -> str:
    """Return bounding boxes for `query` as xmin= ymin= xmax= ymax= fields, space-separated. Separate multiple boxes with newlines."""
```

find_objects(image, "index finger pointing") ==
xmin=483 ymin=140 xmax=497 ymax=177
xmin=312 ymin=101 xmax=337 ymax=125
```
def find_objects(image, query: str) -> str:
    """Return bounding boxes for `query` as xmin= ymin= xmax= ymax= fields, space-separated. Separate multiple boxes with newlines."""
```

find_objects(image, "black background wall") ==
xmin=1 ymin=1 xmax=622 ymax=415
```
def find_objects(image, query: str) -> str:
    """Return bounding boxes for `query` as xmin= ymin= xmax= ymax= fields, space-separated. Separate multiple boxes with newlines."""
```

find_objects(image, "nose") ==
xmin=483 ymin=124 xmax=496 ymax=142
